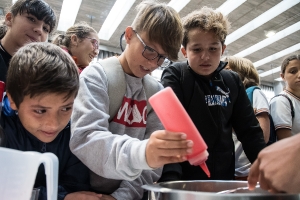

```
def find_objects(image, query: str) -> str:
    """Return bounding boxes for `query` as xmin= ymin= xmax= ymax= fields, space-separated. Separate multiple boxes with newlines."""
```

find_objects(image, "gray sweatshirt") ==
xmin=70 ymin=58 xmax=164 ymax=199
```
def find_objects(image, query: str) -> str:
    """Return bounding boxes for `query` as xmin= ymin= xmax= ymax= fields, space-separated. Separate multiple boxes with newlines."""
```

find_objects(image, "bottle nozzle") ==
xmin=200 ymin=162 xmax=210 ymax=178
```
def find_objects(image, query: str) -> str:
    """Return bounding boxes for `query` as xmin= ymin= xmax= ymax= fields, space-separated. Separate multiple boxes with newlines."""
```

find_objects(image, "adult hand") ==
xmin=65 ymin=191 xmax=102 ymax=200
xmin=146 ymin=130 xmax=193 ymax=168
xmin=248 ymin=133 xmax=300 ymax=193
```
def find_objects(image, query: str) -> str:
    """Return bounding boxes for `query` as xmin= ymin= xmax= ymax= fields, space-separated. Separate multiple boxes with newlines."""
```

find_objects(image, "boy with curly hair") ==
xmin=160 ymin=7 xmax=266 ymax=181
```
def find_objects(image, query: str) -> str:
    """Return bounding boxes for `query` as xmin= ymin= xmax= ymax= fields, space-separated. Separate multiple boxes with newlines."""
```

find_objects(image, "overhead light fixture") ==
xmin=265 ymin=30 xmax=276 ymax=38
xmin=254 ymin=43 xmax=300 ymax=68
xmin=12 ymin=0 xmax=17 ymax=3
xmin=225 ymin=0 xmax=299 ymax=45
xmin=98 ymin=0 xmax=136 ymax=41
xmin=168 ymin=0 xmax=190 ymax=12
xmin=57 ymin=0 xmax=82 ymax=32
xmin=216 ymin=0 xmax=246 ymax=16
xmin=275 ymin=77 xmax=283 ymax=81
xmin=235 ymin=22 xmax=300 ymax=57
xmin=259 ymin=66 xmax=280 ymax=77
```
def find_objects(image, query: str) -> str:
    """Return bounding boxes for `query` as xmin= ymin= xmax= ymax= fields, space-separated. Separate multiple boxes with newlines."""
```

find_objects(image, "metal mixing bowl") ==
xmin=142 ymin=180 xmax=300 ymax=200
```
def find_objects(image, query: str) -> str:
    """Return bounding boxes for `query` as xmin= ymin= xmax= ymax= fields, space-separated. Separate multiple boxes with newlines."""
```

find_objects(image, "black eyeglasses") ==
xmin=85 ymin=37 xmax=99 ymax=50
xmin=133 ymin=30 xmax=171 ymax=68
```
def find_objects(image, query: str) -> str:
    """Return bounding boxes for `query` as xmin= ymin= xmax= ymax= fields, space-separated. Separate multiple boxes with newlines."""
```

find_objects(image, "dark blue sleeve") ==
xmin=37 ymin=185 xmax=67 ymax=200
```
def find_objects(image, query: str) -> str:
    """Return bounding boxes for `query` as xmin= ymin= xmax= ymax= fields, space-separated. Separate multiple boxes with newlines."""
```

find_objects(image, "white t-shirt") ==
xmin=233 ymin=89 xmax=269 ymax=177
xmin=269 ymin=90 xmax=300 ymax=135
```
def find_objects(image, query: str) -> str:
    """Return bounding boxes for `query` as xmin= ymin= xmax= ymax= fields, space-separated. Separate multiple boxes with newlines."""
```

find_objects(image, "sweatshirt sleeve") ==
xmin=70 ymin=62 xmax=152 ymax=181
xmin=230 ymin=72 xmax=266 ymax=163
xmin=111 ymin=109 xmax=163 ymax=200
xmin=111 ymin=167 xmax=162 ymax=200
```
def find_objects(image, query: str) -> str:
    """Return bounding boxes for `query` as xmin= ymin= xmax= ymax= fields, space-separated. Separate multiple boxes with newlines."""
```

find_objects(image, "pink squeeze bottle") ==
xmin=149 ymin=87 xmax=210 ymax=177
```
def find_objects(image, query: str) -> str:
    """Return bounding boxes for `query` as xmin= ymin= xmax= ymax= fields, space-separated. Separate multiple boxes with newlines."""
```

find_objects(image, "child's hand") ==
xmin=146 ymin=130 xmax=193 ymax=168
xmin=65 ymin=191 xmax=102 ymax=200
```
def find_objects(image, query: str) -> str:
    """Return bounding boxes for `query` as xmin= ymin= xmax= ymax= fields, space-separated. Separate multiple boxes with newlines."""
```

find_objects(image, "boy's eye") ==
xmin=289 ymin=69 xmax=298 ymax=74
xmin=34 ymin=109 xmax=46 ymax=114
xmin=193 ymin=48 xmax=201 ymax=52
xmin=61 ymin=107 xmax=72 ymax=112
xmin=210 ymin=47 xmax=217 ymax=51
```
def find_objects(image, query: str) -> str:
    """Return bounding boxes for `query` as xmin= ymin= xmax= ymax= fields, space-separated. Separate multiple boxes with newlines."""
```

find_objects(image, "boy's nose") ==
xmin=201 ymin=51 xmax=209 ymax=60
xmin=45 ymin=117 xmax=60 ymax=131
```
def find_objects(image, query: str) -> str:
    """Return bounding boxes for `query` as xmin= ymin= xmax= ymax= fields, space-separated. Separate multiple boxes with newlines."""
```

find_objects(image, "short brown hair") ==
xmin=131 ymin=0 xmax=183 ymax=60
xmin=224 ymin=56 xmax=259 ymax=88
xmin=6 ymin=42 xmax=79 ymax=108
xmin=52 ymin=21 xmax=97 ymax=49
xmin=182 ymin=7 xmax=230 ymax=48
xmin=281 ymin=54 xmax=300 ymax=74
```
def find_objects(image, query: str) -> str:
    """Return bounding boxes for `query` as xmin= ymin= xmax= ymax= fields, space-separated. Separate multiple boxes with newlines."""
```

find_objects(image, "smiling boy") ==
xmin=0 ymin=42 xmax=102 ymax=200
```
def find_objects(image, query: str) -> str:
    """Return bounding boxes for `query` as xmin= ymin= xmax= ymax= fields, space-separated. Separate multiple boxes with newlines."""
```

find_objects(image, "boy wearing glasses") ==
xmin=70 ymin=1 xmax=192 ymax=199
xmin=159 ymin=7 xmax=266 ymax=181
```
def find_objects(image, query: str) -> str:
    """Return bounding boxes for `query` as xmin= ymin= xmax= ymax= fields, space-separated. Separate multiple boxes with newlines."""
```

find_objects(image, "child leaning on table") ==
xmin=0 ymin=42 xmax=102 ymax=200
xmin=70 ymin=1 xmax=193 ymax=199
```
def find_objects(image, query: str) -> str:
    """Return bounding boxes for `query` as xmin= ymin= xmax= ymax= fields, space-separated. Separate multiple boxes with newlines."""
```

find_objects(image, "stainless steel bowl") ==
xmin=142 ymin=181 xmax=300 ymax=200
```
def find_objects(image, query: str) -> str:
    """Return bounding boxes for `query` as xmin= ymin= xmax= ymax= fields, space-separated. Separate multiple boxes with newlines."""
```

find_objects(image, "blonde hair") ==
xmin=131 ymin=0 xmax=183 ymax=60
xmin=52 ymin=21 xmax=96 ymax=50
xmin=224 ymin=56 xmax=259 ymax=88
xmin=182 ymin=7 xmax=230 ymax=48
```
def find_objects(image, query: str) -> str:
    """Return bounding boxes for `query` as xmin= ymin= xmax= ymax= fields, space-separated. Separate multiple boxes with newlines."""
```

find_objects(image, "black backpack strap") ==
xmin=168 ymin=61 xmax=196 ymax=109
xmin=271 ymin=94 xmax=295 ymax=118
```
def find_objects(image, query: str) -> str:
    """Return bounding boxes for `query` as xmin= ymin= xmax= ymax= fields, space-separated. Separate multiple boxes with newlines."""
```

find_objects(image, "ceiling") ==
xmin=1 ymin=0 xmax=299 ymax=85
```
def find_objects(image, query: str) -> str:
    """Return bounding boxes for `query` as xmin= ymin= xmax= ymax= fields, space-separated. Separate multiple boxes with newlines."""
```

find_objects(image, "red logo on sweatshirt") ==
xmin=112 ymin=96 xmax=147 ymax=127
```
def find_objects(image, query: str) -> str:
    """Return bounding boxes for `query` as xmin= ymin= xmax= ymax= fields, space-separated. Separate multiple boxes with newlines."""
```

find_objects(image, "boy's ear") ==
xmin=181 ymin=46 xmax=187 ymax=58
xmin=5 ymin=12 xmax=13 ymax=27
xmin=124 ymin=26 xmax=134 ymax=44
xmin=280 ymin=73 xmax=285 ymax=81
xmin=70 ymin=34 xmax=78 ymax=47
xmin=221 ymin=45 xmax=227 ymax=55
xmin=6 ymin=93 xmax=17 ymax=110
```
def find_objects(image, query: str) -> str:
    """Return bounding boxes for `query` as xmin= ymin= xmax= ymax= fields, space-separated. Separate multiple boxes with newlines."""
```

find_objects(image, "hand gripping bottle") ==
xmin=149 ymin=87 xmax=210 ymax=177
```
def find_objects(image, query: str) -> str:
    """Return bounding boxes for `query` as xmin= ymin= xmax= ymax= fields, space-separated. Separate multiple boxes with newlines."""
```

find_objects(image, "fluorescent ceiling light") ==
xmin=235 ymin=22 xmax=300 ymax=57
xmin=99 ymin=0 xmax=136 ymax=41
xmin=168 ymin=0 xmax=191 ymax=12
xmin=216 ymin=0 xmax=246 ymax=16
xmin=259 ymin=66 xmax=280 ymax=77
xmin=57 ymin=0 xmax=82 ymax=31
xmin=12 ymin=0 xmax=17 ymax=4
xmin=254 ymin=43 xmax=300 ymax=68
xmin=275 ymin=77 xmax=283 ymax=81
xmin=265 ymin=30 xmax=276 ymax=38
xmin=225 ymin=0 xmax=300 ymax=45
